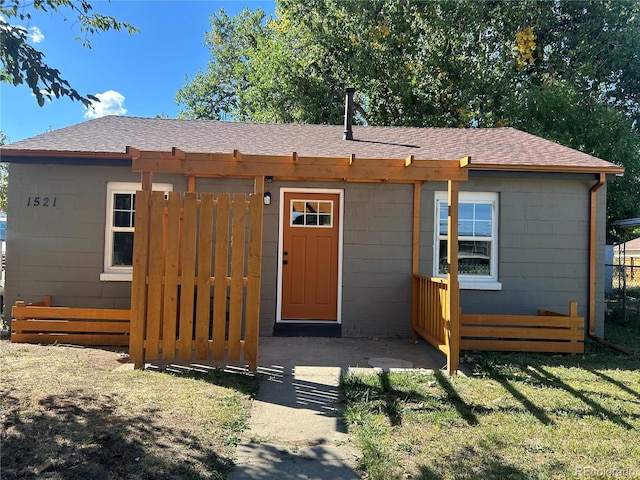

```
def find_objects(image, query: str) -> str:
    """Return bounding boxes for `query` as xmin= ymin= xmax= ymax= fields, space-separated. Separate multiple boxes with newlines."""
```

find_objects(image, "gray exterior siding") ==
xmin=6 ymin=164 xmax=185 ymax=309
xmin=6 ymin=163 xmax=606 ymax=338
xmin=420 ymin=175 xmax=606 ymax=335
xmin=341 ymin=183 xmax=413 ymax=337
xmin=258 ymin=181 xmax=414 ymax=337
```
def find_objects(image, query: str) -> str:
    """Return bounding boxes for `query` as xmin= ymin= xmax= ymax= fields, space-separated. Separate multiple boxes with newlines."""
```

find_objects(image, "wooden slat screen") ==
xmin=130 ymin=190 xmax=262 ymax=369
xmin=460 ymin=302 xmax=584 ymax=354
xmin=11 ymin=303 xmax=130 ymax=346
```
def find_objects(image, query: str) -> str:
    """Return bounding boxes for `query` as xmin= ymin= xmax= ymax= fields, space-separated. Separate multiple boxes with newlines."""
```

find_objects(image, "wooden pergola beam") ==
xmin=130 ymin=149 xmax=470 ymax=183
xmin=171 ymin=147 xmax=186 ymax=160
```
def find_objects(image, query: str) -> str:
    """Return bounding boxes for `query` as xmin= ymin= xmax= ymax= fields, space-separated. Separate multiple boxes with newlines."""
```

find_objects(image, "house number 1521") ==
xmin=26 ymin=196 xmax=57 ymax=207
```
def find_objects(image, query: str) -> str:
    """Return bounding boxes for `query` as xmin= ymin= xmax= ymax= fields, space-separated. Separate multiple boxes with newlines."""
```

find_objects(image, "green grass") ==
xmin=605 ymin=307 xmax=640 ymax=352
xmin=340 ymin=337 xmax=640 ymax=480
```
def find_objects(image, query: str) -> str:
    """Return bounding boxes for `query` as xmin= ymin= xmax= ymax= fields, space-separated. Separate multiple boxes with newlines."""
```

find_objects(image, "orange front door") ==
xmin=281 ymin=192 xmax=340 ymax=320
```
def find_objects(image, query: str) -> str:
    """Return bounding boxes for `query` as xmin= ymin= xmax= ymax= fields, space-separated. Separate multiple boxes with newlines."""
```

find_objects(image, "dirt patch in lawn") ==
xmin=0 ymin=341 xmax=258 ymax=480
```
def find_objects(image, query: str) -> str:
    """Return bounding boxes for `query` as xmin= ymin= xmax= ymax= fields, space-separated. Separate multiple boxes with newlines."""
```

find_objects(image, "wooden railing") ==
xmin=11 ymin=296 xmax=130 ymax=346
xmin=412 ymin=275 xmax=451 ymax=356
xmin=413 ymin=275 xmax=584 ymax=367
xmin=460 ymin=302 xmax=584 ymax=354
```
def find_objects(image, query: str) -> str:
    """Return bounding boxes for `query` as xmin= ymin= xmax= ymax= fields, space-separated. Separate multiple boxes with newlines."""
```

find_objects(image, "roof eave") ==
xmin=0 ymin=148 xmax=132 ymax=166
xmin=470 ymin=163 xmax=625 ymax=175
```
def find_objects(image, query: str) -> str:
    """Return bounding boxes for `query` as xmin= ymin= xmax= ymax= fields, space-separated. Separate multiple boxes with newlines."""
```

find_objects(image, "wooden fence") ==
xmin=129 ymin=190 xmax=263 ymax=369
xmin=11 ymin=296 xmax=130 ymax=346
xmin=412 ymin=275 xmax=451 ymax=355
xmin=460 ymin=302 xmax=584 ymax=354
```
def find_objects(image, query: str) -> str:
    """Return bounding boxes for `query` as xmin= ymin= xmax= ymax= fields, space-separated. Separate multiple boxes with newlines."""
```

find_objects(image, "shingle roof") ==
xmin=2 ymin=115 xmax=621 ymax=173
xmin=623 ymin=236 xmax=640 ymax=250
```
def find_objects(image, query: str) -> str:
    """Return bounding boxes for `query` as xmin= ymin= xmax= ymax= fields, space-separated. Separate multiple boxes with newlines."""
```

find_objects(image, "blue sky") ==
xmin=1 ymin=0 xmax=276 ymax=144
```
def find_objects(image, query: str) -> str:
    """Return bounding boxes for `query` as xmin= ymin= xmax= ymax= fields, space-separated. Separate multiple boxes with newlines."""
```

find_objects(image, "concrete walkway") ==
xmin=227 ymin=337 xmax=448 ymax=479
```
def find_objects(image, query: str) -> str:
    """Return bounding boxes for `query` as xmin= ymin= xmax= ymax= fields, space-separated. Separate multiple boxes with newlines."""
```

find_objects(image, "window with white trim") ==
xmin=434 ymin=192 xmax=499 ymax=287
xmin=101 ymin=182 xmax=172 ymax=281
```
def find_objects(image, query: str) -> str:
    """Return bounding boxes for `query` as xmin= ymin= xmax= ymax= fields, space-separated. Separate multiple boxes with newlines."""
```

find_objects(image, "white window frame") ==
xmin=100 ymin=182 xmax=173 ymax=281
xmin=289 ymin=198 xmax=334 ymax=228
xmin=434 ymin=191 xmax=501 ymax=290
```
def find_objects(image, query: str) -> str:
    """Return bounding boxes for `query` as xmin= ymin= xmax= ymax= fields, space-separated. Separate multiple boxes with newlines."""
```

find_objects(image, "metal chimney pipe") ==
xmin=343 ymin=87 xmax=355 ymax=141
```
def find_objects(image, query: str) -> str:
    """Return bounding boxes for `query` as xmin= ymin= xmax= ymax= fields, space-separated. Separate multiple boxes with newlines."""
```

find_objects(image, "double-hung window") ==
xmin=101 ymin=182 xmax=172 ymax=281
xmin=434 ymin=191 xmax=501 ymax=289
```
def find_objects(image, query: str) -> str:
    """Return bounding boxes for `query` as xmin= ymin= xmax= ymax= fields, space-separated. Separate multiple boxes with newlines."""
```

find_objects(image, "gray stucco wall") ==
xmin=6 ymin=163 xmax=606 ymax=338
xmin=5 ymin=164 xmax=253 ymax=310
xmin=6 ymin=164 xmax=183 ymax=309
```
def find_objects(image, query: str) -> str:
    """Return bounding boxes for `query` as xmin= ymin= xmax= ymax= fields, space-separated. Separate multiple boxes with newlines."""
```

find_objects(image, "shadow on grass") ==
xmin=417 ymin=443 xmax=565 ymax=480
xmin=591 ymin=369 xmax=640 ymax=401
xmin=470 ymin=343 xmax=639 ymax=429
xmin=470 ymin=361 xmax=554 ymax=425
xmin=528 ymin=366 xmax=635 ymax=429
xmin=433 ymin=371 xmax=479 ymax=426
xmin=1 ymin=389 xmax=232 ymax=480
xmin=341 ymin=372 xmax=428 ymax=426
xmin=156 ymin=362 xmax=260 ymax=397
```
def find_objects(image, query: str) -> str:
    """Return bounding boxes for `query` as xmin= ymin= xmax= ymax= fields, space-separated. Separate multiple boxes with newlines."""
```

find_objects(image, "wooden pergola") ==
xmin=127 ymin=147 xmax=471 ymax=373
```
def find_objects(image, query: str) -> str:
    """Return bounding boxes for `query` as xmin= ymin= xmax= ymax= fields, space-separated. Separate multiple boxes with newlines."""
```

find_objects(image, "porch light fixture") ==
xmin=266 ymin=176 xmax=274 ymax=183
xmin=263 ymin=191 xmax=271 ymax=205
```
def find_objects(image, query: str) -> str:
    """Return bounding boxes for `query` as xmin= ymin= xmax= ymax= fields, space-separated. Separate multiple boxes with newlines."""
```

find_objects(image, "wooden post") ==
xmin=130 ymin=189 xmax=151 ymax=368
xmin=447 ymin=180 xmax=460 ymax=375
xmin=141 ymin=171 xmax=153 ymax=192
xmin=569 ymin=301 xmax=578 ymax=318
xmin=569 ymin=300 xmax=579 ymax=354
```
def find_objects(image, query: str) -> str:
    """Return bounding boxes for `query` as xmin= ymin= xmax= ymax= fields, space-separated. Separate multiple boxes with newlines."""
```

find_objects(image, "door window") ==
xmin=290 ymin=199 xmax=333 ymax=227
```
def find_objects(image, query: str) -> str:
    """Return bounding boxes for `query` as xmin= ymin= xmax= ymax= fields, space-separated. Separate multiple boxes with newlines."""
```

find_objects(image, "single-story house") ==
xmin=1 ymin=115 xmax=623 ymax=350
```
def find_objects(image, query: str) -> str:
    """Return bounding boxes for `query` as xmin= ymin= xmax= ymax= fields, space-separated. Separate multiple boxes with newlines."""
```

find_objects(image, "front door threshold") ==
xmin=273 ymin=322 xmax=342 ymax=337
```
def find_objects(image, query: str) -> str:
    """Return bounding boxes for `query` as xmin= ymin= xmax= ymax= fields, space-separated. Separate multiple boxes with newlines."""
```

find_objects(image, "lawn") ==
xmin=2 ymin=318 xmax=638 ymax=480
xmin=341 ymin=319 xmax=640 ymax=480
xmin=0 ymin=342 xmax=259 ymax=479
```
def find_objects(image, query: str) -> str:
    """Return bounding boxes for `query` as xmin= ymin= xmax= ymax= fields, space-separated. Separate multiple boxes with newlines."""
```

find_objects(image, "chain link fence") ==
xmin=605 ymin=258 xmax=640 ymax=324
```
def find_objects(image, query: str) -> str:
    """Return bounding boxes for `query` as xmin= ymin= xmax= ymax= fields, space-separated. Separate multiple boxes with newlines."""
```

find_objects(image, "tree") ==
xmin=0 ymin=0 xmax=137 ymax=106
xmin=508 ymin=80 xmax=640 ymax=221
xmin=177 ymin=0 xmax=640 ymax=222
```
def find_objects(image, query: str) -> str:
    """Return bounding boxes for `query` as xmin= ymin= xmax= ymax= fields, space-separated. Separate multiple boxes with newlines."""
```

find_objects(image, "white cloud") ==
xmin=28 ymin=26 xmax=44 ymax=43
xmin=84 ymin=90 xmax=127 ymax=119
xmin=0 ymin=17 xmax=43 ymax=43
